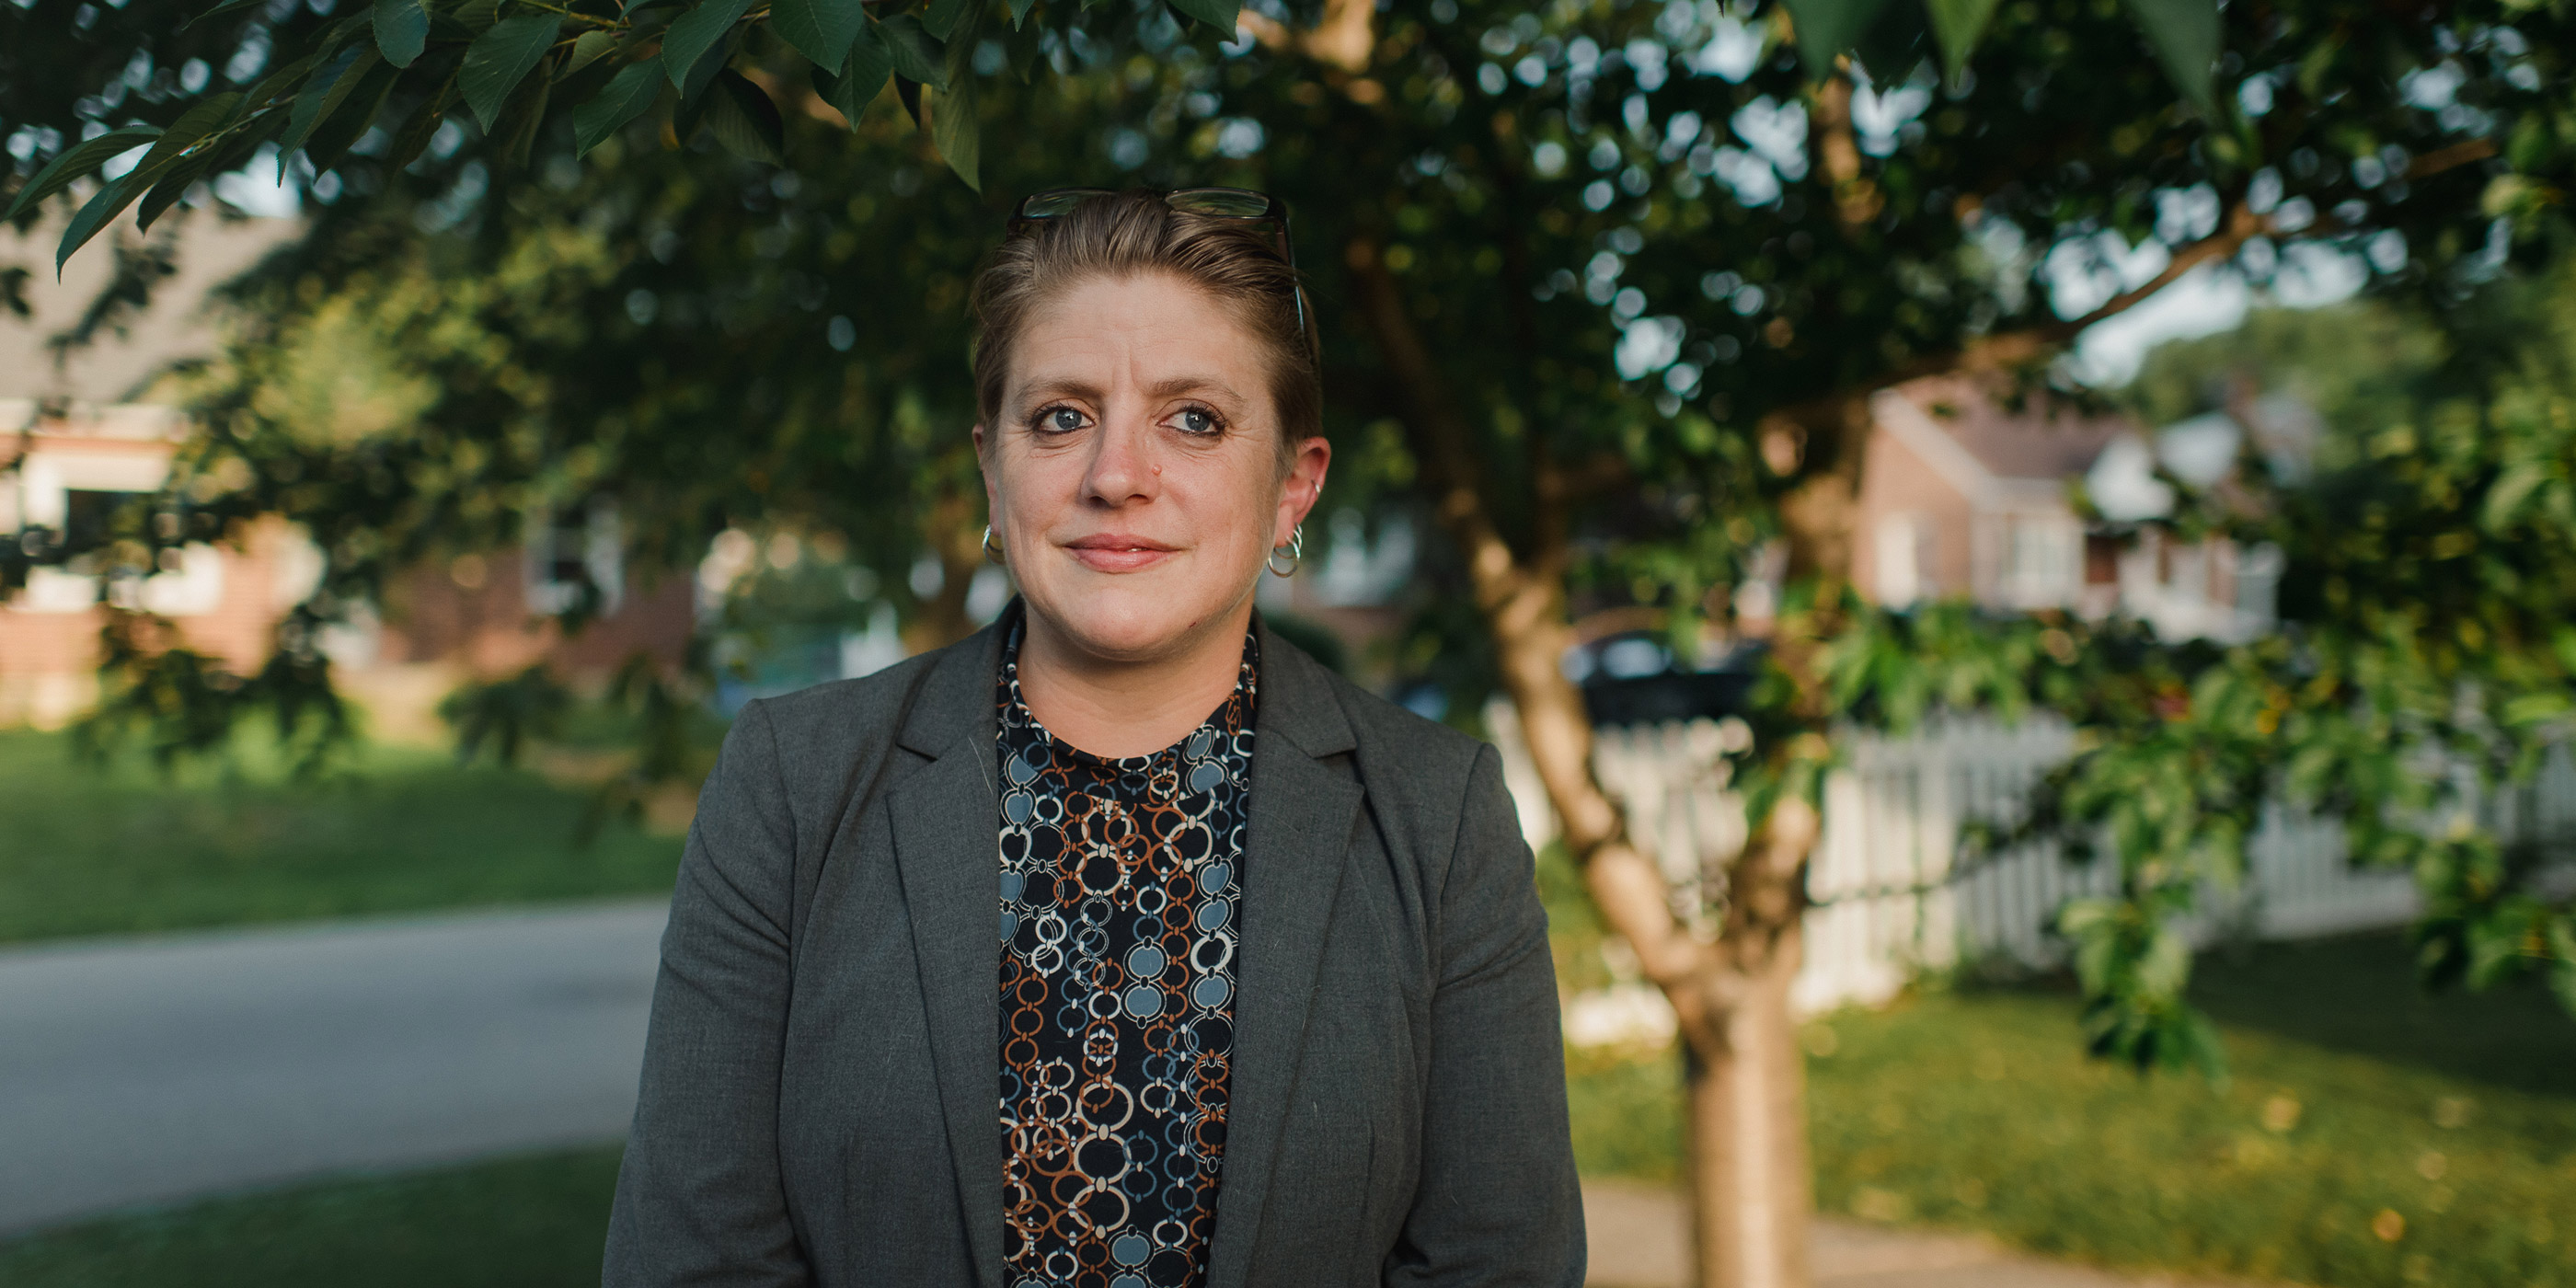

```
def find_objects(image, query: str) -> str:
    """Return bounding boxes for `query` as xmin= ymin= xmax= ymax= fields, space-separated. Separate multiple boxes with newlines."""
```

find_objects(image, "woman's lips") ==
xmin=1064 ymin=535 xmax=1179 ymax=572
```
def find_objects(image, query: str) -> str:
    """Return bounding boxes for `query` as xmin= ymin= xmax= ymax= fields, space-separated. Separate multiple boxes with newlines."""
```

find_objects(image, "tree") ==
xmin=9 ymin=1 xmax=2576 ymax=1286
xmin=3 ymin=0 xmax=2236 ymax=267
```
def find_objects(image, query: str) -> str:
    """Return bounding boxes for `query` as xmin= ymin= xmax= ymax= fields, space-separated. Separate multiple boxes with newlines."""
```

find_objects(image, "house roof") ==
xmin=2 ymin=206 xmax=301 ymax=407
xmin=1884 ymin=375 xmax=2133 ymax=484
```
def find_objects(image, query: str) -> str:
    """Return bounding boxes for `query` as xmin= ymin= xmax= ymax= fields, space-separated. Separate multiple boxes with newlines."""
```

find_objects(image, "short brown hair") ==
xmin=970 ymin=190 xmax=1320 ymax=473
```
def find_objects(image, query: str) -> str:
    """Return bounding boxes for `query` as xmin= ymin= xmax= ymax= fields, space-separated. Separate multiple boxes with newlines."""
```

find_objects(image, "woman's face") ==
xmin=977 ymin=271 xmax=1329 ymax=665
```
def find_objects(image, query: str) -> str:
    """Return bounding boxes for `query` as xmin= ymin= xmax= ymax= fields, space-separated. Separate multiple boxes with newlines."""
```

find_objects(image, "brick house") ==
xmin=2 ymin=212 xmax=694 ymax=734
xmin=1850 ymin=374 xmax=2283 ymax=641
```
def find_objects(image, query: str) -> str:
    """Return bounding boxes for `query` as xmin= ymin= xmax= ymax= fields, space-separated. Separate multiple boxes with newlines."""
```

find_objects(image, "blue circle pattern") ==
xmin=997 ymin=626 xmax=1256 ymax=1288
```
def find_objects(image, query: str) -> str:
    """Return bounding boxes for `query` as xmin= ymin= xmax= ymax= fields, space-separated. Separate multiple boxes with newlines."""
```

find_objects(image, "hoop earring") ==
xmin=982 ymin=524 xmax=1005 ymax=565
xmin=1266 ymin=524 xmax=1304 ymax=578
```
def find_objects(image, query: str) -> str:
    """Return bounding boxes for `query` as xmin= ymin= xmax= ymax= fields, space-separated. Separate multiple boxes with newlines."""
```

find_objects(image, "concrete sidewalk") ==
xmin=1582 ymin=1180 xmax=2243 ymax=1288
xmin=0 ymin=900 xmax=667 ymax=1236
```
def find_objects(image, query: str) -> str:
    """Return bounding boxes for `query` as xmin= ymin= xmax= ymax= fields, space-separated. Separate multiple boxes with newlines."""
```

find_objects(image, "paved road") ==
xmin=0 ymin=900 xmax=668 ymax=1236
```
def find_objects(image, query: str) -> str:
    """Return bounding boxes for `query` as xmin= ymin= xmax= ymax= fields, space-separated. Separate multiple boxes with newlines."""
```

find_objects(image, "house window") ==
xmin=1873 ymin=512 xmax=1931 ymax=606
xmin=2085 ymin=534 xmax=2122 ymax=586
xmin=524 ymin=501 xmax=623 ymax=616
xmin=2001 ymin=514 xmax=2079 ymax=607
xmin=2236 ymin=542 xmax=2283 ymax=626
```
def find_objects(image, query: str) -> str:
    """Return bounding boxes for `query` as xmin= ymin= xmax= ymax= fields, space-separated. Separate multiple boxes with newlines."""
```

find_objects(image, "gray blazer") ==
xmin=604 ymin=611 xmax=1583 ymax=1287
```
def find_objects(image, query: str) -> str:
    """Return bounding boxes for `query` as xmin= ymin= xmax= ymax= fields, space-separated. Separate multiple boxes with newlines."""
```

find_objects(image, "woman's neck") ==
xmin=1016 ymin=601 xmax=1256 ymax=759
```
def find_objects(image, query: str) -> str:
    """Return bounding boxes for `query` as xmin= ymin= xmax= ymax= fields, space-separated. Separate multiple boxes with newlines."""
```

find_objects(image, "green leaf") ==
xmin=55 ymin=172 xmax=144 ymax=275
xmin=661 ymin=0 xmax=753 ymax=88
xmin=463 ymin=12 xmax=564 ymax=131
xmin=283 ymin=45 xmax=371 ymax=152
xmin=1921 ymin=0 xmax=1998 ymax=79
xmin=1166 ymin=0 xmax=1237 ymax=32
xmin=3 ymin=125 xmax=161 ymax=222
xmin=704 ymin=69 xmax=785 ymax=164
xmin=136 ymin=141 xmax=229 ymax=233
xmin=563 ymin=29 xmax=619 ymax=77
xmin=930 ymin=2 xmax=982 ymax=190
xmin=1005 ymin=11 xmax=1043 ymax=79
xmin=923 ymin=0 xmax=972 ymax=40
xmin=676 ymin=29 xmax=730 ymax=109
xmin=2122 ymin=0 xmax=2221 ymax=118
xmin=774 ymin=0 xmax=868 ymax=73
xmin=1781 ymin=0 xmax=1891 ymax=80
xmin=1007 ymin=0 xmax=1039 ymax=27
xmin=382 ymin=75 xmax=458 ymax=171
xmin=495 ymin=73 xmax=553 ymax=168
xmin=305 ymin=61 xmax=402 ymax=168
xmin=575 ymin=59 xmax=668 ymax=155
xmin=454 ymin=0 xmax=501 ymax=32
xmin=182 ymin=0 xmax=271 ymax=31
xmin=374 ymin=0 xmax=430 ymax=67
xmin=878 ymin=14 xmax=949 ymax=89
xmin=893 ymin=72 xmax=923 ymax=129
xmin=130 ymin=91 xmax=247 ymax=184
xmin=813 ymin=20 xmax=893 ymax=126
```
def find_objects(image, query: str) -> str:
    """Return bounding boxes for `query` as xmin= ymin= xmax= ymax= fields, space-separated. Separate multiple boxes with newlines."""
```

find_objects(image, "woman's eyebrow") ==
xmin=1014 ymin=376 xmax=1106 ymax=404
xmin=1143 ymin=375 xmax=1245 ymax=402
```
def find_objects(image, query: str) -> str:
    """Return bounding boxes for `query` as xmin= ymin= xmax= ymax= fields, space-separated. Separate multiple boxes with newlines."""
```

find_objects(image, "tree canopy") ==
xmin=4 ymin=0 xmax=2254 ymax=266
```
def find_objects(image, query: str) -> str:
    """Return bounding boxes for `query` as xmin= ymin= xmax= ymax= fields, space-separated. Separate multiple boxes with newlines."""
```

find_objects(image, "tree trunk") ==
xmin=1497 ymin=607 xmax=1818 ymax=1288
xmin=904 ymin=482 xmax=991 ymax=653
xmin=1347 ymin=234 xmax=1823 ymax=1288
xmin=1687 ymin=924 xmax=1811 ymax=1288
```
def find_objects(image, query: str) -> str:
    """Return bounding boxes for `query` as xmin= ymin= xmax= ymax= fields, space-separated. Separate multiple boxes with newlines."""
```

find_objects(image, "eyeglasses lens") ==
xmin=1018 ymin=190 xmax=1110 ymax=218
xmin=1165 ymin=190 xmax=1273 ymax=219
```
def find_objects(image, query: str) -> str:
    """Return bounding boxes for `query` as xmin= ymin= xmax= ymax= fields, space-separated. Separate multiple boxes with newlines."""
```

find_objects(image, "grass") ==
xmin=0 ymin=1148 xmax=626 ymax=1288
xmin=0 ymin=729 xmax=684 ymax=945
xmin=1564 ymin=931 xmax=2576 ymax=1288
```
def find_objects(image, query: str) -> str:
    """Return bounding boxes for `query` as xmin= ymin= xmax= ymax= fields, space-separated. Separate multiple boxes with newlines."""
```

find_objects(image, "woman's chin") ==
xmin=1029 ymin=580 xmax=1240 ymax=662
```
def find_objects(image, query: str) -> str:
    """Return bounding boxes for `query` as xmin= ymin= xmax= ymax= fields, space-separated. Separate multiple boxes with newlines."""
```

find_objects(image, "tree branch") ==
xmin=1236 ymin=0 xmax=1381 ymax=98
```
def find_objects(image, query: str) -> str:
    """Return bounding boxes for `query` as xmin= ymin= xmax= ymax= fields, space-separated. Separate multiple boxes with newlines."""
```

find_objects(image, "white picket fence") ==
xmin=1489 ymin=701 xmax=2576 ymax=1018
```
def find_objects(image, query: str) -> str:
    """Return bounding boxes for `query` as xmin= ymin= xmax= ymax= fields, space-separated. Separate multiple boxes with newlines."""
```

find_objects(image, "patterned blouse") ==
xmin=996 ymin=624 xmax=1257 ymax=1288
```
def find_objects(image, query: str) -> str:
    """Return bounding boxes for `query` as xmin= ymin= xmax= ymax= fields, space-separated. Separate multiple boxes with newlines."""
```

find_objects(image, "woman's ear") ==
xmin=1277 ymin=435 xmax=1332 ymax=545
xmin=975 ymin=424 xmax=1000 ymax=523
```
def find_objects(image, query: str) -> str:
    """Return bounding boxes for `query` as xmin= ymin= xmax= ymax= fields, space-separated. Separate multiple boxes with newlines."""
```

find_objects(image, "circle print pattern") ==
xmin=996 ymin=626 xmax=1257 ymax=1288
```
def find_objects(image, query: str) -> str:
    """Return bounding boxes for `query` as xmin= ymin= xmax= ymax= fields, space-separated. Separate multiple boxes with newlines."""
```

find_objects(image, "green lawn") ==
xmin=1567 ymin=931 xmax=2576 ymax=1288
xmin=0 ymin=729 xmax=684 ymax=945
xmin=0 ymin=1148 xmax=626 ymax=1288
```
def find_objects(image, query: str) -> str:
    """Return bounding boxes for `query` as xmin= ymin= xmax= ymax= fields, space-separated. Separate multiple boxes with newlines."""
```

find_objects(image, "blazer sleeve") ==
xmin=604 ymin=699 xmax=814 ymax=1287
xmin=1386 ymin=744 xmax=1587 ymax=1287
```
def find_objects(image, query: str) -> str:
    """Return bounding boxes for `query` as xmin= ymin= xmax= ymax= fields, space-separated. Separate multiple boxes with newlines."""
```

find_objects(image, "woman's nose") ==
xmin=1082 ymin=414 xmax=1161 ymax=505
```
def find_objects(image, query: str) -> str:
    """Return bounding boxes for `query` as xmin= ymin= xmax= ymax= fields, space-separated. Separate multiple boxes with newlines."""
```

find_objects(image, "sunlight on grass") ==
xmin=0 ymin=730 xmax=684 ymax=945
xmin=1564 ymin=933 xmax=2576 ymax=1288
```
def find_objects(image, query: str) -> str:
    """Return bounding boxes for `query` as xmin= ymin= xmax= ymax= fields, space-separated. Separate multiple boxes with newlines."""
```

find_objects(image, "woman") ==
xmin=604 ymin=189 xmax=1582 ymax=1287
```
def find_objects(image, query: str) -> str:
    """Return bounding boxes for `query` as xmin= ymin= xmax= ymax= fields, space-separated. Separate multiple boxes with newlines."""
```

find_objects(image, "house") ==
xmin=1 ymin=211 xmax=693 ymax=735
xmin=1851 ymin=375 xmax=2284 ymax=641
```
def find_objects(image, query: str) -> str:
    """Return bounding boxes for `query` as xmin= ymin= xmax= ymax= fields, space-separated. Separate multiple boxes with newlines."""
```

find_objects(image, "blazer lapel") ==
xmin=1204 ymin=624 xmax=1365 ymax=1288
xmin=890 ymin=618 xmax=1008 ymax=1288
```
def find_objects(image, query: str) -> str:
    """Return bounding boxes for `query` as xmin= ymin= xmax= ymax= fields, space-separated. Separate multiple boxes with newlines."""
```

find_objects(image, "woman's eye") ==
xmin=1175 ymin=408 xmax=1219 ymax=435
xmin=1041 ymin=407 xmax=1086 ymax=432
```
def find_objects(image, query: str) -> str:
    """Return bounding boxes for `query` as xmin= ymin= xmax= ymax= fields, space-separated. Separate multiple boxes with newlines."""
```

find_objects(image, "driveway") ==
xmin=0 ymin=900 xmax=667 ymax=1236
